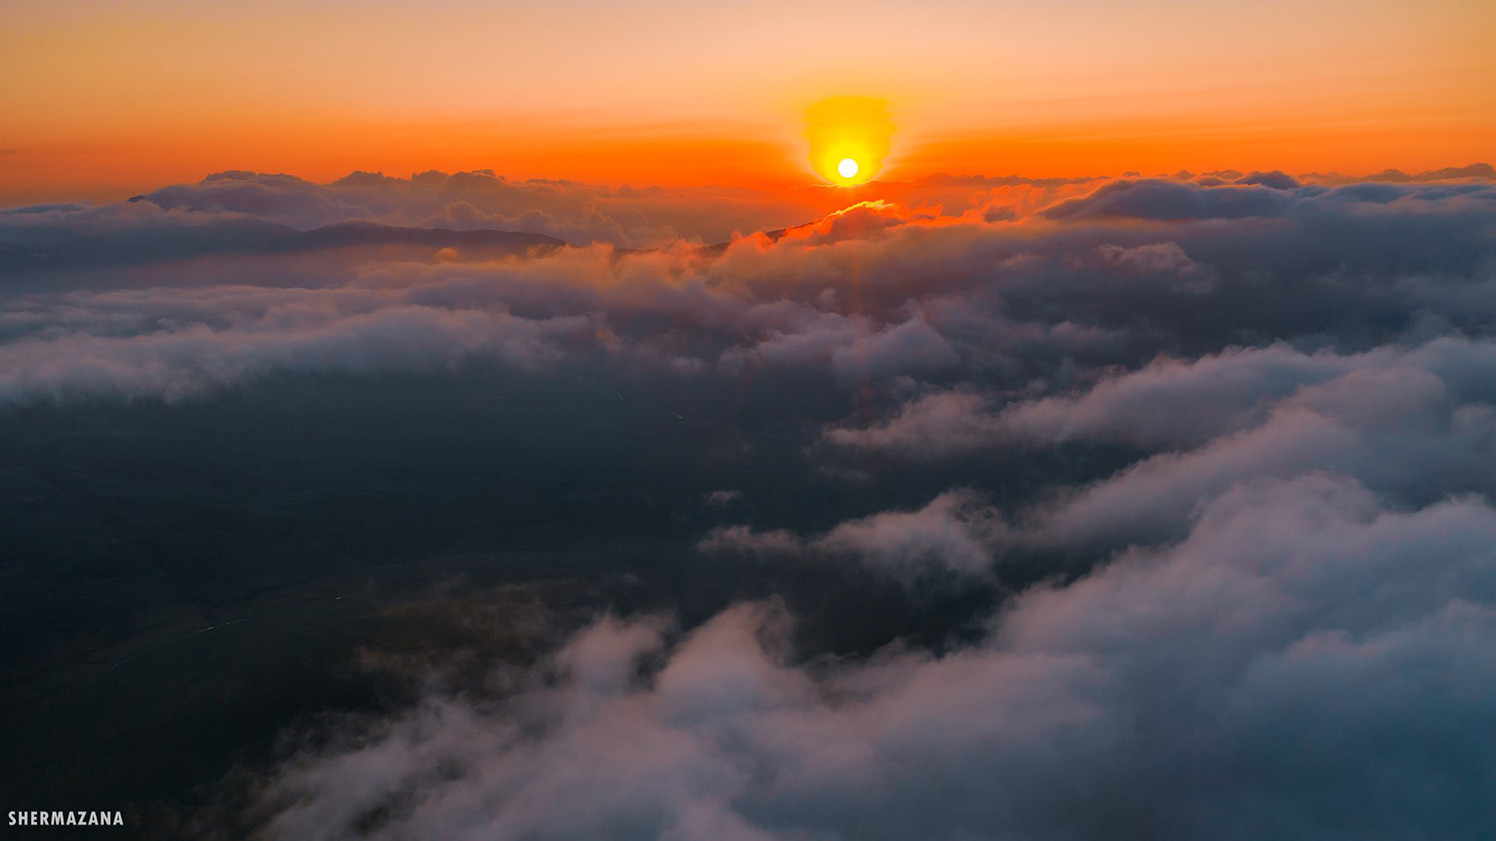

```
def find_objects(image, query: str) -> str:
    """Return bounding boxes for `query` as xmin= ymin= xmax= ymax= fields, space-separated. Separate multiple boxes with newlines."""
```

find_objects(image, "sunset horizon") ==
xmin=6 ymin=0 xmax=1493 ymax=203
xmin=5 ymin=2 xmax=1496 ymax=839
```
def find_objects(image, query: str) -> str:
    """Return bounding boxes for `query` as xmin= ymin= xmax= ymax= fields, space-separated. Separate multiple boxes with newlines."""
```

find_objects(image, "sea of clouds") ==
xmin=4 ymin=165 xmax=1495 ymax=839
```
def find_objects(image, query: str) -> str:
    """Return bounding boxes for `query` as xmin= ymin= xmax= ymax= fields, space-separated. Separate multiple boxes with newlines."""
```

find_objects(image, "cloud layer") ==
xmin=3 ymin=174 xmax=1493 ymax=407
xmin=4 ymin=166 xmax=1496 ymax=839
xmin=261 ymin=472 xmax=1496 ymax=841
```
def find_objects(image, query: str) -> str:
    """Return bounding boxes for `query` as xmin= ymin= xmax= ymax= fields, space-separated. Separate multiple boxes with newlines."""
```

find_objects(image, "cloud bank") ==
xmin=3 ymin=175 xmax=1493 ymax=407
xmin=4 ymin=166 xmax=1495 ymax=839
xmin=261 ymin=472 xmax=1496 ymax=841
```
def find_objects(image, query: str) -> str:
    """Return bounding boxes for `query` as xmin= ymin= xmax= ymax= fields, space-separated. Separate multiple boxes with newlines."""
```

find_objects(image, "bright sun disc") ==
xmin=805 ymin=97 xmax=894 ymax=185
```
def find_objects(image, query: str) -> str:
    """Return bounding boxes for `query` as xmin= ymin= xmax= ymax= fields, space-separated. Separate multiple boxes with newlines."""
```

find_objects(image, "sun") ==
xmin=805 ymin=96 xmax=895 ymax=187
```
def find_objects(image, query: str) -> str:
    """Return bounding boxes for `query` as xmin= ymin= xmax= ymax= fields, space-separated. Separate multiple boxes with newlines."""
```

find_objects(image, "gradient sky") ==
xmin=3 ymin=0 xmax=1493 ymax=203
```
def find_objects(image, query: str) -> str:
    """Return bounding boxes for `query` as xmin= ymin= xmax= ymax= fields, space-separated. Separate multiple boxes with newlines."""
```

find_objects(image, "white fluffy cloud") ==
xmin=824 ymin=337 xmax=1496 ymax=554
xmin=259 ymin=472 xmax=1496 ymax=841
xmin=700 ymin=489 xmax=1003 ymax=583
xmin=826 ymin=336 xmax=1496 ymax=454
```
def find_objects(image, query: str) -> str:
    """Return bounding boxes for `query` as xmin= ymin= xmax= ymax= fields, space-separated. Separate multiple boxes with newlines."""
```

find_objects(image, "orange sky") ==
xmin=3 ymin=0 xmax=1493 ymax=204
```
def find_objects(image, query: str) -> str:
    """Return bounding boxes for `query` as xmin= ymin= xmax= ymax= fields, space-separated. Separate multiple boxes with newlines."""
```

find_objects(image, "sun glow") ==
xmin=806 ymin=97 xmax=894 ymax=186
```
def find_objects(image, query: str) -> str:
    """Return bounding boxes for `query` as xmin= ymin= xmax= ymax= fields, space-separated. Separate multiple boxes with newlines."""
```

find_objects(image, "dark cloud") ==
xmin=1043 ymin=179 xmax=1297 ymax=220
xmin=0 ymin=200 xmax=299 ymax=275
xmin=129 ymin=169 xmax=835 ymax=248
xmin=1235 ymin=170 xmax=1301 ymax=190
xmin=1308 ymin=162 xmax=1496 ymax=185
